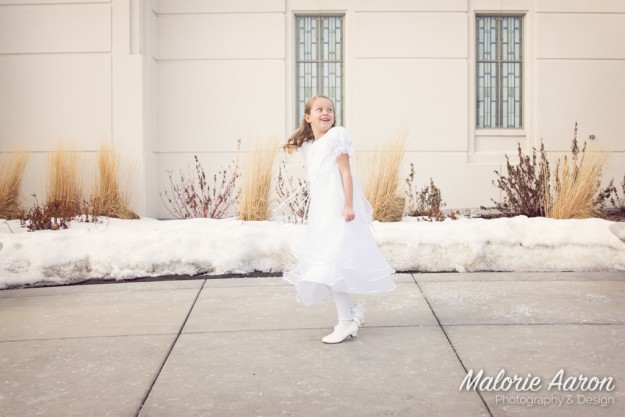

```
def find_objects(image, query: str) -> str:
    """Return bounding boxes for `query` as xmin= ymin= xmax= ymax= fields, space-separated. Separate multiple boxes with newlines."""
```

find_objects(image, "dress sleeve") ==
xmin=330 ymin=127 xmax=354 ymax=159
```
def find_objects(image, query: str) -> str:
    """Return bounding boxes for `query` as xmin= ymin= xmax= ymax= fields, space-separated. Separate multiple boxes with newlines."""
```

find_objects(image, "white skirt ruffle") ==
xmin=283 ymin=169 xmax=396 ymax=306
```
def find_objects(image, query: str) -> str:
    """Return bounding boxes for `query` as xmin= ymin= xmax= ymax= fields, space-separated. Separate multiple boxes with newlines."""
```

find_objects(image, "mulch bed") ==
xmin=474 ymin=209 xmax=625 ymax=222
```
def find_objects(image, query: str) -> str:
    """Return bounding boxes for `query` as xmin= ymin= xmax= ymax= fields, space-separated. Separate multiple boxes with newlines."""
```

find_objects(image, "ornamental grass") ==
xmin=93 ymin=145 xmax=139 ymax=219
xmin=544 ymin=135 xmax=607 ymax=219
xmin=239 ymin=136 xmax=280 ymax=221
xmin=46 ymin=143 xmax=82 ymax=214
xmin=361 ymin=133 xmax=407 ymax=222
xmin=0 ymin=150 xmax=28 ymax=219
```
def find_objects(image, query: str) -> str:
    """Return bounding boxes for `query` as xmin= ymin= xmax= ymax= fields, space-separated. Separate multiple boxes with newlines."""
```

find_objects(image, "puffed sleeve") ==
xmin=329 ymin=127 xmax=354 ymax=159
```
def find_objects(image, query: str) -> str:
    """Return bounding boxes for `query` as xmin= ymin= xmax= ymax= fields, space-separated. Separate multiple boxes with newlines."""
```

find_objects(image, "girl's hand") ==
xmin=343 ymin=206 xmax=355 ymax=222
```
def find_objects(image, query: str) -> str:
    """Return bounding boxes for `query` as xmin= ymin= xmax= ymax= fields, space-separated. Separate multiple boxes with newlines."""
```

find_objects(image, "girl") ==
xmin=283 ymin=95 xmax=396 ymax=344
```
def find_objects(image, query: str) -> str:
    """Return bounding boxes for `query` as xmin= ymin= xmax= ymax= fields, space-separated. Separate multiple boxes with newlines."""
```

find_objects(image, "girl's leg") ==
xmin=331 ymin=291 xmax=354 ymax=321
xmin=322 ymin=290 xmax=358 ymax=344
xmin=332 ymin=290 xmax=366 ymax=326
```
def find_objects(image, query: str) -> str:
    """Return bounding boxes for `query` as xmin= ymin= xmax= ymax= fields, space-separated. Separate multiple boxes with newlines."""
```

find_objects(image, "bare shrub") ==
xmin=274 ymin=159 xmax=309 ymax=224
xmin=19 ymin=194 xmax=102 ymax=232
xmin=489 ymin=141 xmax=550 ymax=217
xmin=597 ymin=175 xmax=625 ymax=213
xmin=19 ymin=195 xmax=73 ymax=231
xmin=404 ymin=163 xmax=453 ymax=221
xmin=77 ymin=196 xmax=101 ymax=224
xmin=160 ymin=141 xmax=241 ymax=219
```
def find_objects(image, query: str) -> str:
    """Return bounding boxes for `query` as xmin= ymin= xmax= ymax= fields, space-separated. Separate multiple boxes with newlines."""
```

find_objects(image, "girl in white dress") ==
xmin=283 ymin=95 xmax=396 ymax=344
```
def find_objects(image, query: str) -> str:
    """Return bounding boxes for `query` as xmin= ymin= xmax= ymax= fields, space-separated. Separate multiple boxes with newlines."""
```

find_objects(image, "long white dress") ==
xmin=283 ymin=126 xmax=396 ymax=306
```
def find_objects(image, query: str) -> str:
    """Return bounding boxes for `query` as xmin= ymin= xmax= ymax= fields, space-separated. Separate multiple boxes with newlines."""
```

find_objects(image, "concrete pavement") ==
xmin=0 ymin=272 xmax=623 ymax=417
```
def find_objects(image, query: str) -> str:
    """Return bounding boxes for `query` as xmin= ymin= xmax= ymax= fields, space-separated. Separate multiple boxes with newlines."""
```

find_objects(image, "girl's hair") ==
xmin=283 ymin=95 xmax=336 ymax=153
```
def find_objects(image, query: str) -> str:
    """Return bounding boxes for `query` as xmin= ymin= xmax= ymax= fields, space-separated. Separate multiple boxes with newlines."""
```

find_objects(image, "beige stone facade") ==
xmin=1 ymin=0 xmax=624 ymax=217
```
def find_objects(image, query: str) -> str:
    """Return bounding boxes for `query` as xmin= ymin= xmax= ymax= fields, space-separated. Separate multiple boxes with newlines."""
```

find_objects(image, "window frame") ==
xmin=475 ymin=14 xmax=524 ymax=130
xmin=294 ymin=14 xmax=345 ymax=127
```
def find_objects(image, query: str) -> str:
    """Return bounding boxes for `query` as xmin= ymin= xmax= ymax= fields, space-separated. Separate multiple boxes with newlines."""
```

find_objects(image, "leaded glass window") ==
xmin=296 ymin=15 xmax=344 ymax=126
xmin=476 ymin=16 xmax=523 ymax=129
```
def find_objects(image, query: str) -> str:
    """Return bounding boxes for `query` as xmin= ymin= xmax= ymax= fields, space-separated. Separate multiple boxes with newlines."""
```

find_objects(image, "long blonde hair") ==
xmin=283 ymin=95 xmax=336 ymax=153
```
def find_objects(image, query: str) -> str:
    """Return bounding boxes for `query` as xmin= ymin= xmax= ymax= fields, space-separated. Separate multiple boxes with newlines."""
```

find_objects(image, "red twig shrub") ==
xmin=597 ymin=175 xmax=625 ymax=214
xmin=19 ymin=195 xmax=101 ymax=232
xmin=160 ymin=143 xmax=241 ymax=219
xmin=489 ymin=141 xmax=550 ymax=217
xmin=404 ymin=163 xmax=454 ymax=221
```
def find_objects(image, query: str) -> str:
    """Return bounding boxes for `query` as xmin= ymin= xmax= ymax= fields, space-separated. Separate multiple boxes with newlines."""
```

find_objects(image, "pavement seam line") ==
xmin=413 ymin=274 xmax=495 ymax=417
xmin=0 ymin=333 xmax=179 ymax=344
xmin=0 ymin=286 xmax=204 ymax=300
xmin=438 ymin=322 xmax=624 ymax=327
xmin=178 ymin=324 xmax=440 ymax=335
xmin=133 ymin=279 xmax=207 ymax=417
xmin=2 ymin=321 xmax=620 ymax=345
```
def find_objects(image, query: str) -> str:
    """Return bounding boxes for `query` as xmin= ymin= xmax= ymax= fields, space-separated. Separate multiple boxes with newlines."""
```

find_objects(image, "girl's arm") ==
xmin=337 ymin=153 xmax=355 ymax=222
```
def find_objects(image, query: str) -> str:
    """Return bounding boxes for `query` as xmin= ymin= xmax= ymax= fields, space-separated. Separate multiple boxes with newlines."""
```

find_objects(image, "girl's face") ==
xmin=305 ymin=97 xmax=335 ymax=138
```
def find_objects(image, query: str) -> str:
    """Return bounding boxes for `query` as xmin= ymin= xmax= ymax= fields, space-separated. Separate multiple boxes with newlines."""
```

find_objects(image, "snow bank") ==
xmin=1 ymin=216 xmax=624 ymax=288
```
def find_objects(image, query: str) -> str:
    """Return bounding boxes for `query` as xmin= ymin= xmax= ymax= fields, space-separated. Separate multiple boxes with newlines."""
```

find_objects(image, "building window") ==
xmin=296 ymin=15 xmax=344 ymax=126
xmin=476 ymin=15 xmax=523 ymax=129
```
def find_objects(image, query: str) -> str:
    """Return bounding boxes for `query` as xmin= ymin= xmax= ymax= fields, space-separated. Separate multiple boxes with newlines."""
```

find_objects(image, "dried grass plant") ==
xmin=93 ymin=146 xmax=139 ymax=219
xmin=239 ymin=136 xmax=280 ymax=221
xmin=361 ymin=133 xmax=407 ymax=222
xmin=544 ymin=136 xmax=607 ymax=219
xmin=0 ymin=151 xmax=29 ymax=219
xmin=46 ymin=143 xmax=82 ymax=213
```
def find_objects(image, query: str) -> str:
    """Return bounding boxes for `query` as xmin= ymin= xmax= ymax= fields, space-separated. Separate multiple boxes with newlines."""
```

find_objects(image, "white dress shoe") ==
xmin=352 ymin=303 xmax=365 ymax=327
xmin=322 ymin=320 xmax=359 ymax=344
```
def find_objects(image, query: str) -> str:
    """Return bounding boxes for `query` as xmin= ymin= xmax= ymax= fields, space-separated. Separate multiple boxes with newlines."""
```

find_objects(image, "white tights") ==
xmin=331 ymin=290 xmax=354 ymax=321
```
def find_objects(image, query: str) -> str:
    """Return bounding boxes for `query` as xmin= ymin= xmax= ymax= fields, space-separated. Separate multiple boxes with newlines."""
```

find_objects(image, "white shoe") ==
xmin=322 ymin=320 xmax=359 ymax=344
xmin=352 ymin=304 xmax=365 ymax=327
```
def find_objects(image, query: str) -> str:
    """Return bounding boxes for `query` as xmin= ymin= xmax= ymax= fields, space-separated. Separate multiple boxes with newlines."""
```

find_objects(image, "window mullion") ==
xmin=496 ymin=16 xmax=502 ymax=128
xmin=317 ymin=16 xmax=323 ymax=97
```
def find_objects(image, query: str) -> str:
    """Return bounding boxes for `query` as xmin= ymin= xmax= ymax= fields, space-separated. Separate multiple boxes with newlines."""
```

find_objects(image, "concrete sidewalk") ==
xmin=0 ymin=272 xmax=623 ymax=417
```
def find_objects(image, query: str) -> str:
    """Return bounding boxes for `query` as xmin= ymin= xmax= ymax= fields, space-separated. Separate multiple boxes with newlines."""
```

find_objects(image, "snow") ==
xmin=1 ymin=216 xmax=624 ymax=289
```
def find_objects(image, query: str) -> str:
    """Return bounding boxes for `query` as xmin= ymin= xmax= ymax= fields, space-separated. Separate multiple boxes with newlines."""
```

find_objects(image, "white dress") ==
xmin=283 ymin=126 xmax=396 ymax=306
